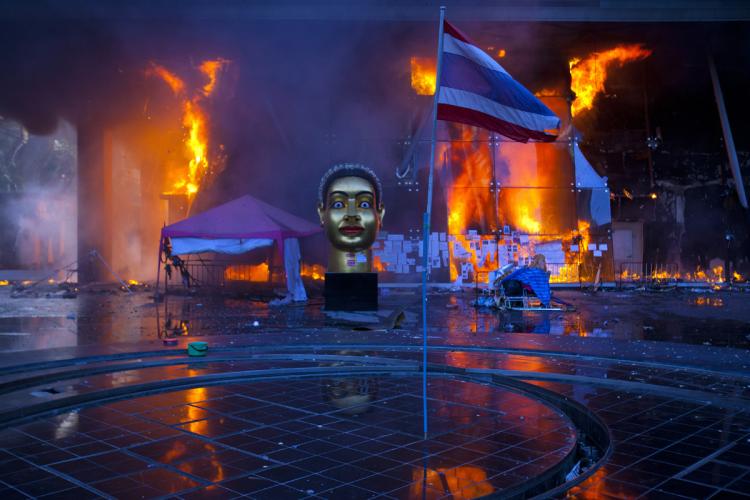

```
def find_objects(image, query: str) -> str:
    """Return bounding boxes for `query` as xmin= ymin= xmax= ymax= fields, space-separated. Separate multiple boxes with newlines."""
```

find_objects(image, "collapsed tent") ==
xmin=501 ymin=267 xmax=552 ymax=307
xmin=160 ymin=194 xmax=320 ymax=300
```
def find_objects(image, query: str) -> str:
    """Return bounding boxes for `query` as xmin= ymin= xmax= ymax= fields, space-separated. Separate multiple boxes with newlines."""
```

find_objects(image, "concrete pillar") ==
xmin=77 ymin=121 xmax=113 ymax=284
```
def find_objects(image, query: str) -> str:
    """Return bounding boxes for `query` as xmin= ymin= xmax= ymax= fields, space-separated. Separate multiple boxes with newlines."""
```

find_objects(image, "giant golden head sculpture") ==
xmin=317 ymin=163 xmax=384 ymax=273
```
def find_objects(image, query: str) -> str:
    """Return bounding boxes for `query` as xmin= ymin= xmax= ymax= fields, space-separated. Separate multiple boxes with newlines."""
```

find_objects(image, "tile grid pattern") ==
xmin=529 ymin=380 xmax=750 ymax=499
xmin=0 ymin=376 xmax=576 ymax=499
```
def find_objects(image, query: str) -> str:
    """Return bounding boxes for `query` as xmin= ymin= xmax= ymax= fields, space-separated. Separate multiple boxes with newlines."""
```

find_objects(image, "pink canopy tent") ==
xmin=158 ymin=194 xmax=320 ymax=299
xmin=162 ymin=194 xmax=320 ymax=241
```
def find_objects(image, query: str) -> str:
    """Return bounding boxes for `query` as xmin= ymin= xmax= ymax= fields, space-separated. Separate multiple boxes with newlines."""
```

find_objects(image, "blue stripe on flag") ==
xmin=441 ymin=53 xmax=556 ymax=118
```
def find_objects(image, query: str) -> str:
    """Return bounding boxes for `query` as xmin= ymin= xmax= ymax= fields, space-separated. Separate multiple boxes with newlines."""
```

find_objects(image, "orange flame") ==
xmin=199 ymin=58 xmax=229 ymax=96
xmin=224 ymin=263 xmax=269 ymax=282
xmin=620 ymin=264 xmax=739 ymax=284
xmin=442 ymin=125 xmax=597 ymax=283
xmin=300 ymin=263 xmax=325 ymax=281
xmin=146 ymin=64 xmax=185 ymax=94
xmin=147 ymin=59 xmax=230 ymax=200
xmin=499 ymin=143 xmax=542 ymax=234
xmin=548 ymin=220 xmax=591 ymax=284
xmin=569 ymin=44 xmax=652 ymax=116
xmin=410 ymin=56 xmax=436 ymax=95
xmin=181 ymin=100 xmax=208 ymax=196
xmin=404 ymin=56 xmax=606 ymax=285
xmin=446 ymin=127 xmax=493 ymax=281
xmin=447 ymin=128 xmax=493 ymax=237
xmin=372 ymin=255 xmax=386 ymax=272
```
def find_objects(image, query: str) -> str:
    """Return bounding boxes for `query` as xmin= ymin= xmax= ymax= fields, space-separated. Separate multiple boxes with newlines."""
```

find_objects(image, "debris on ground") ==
xmin=10 ymin=282 xmax=79 ymax=299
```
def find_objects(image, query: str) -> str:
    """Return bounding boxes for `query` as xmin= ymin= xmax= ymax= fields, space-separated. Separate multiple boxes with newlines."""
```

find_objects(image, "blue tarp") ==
xmin=501 ymin=267 xmax=551 ymax=307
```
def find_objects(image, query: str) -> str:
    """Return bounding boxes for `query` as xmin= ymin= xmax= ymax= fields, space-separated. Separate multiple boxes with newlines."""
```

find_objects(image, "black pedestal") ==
xmin=324 ymin=272 xmax=378 ymax=311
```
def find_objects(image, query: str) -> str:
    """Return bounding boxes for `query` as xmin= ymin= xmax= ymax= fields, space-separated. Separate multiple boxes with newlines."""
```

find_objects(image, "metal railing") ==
xmin=163 ymin=260 xmax=281 ymax=288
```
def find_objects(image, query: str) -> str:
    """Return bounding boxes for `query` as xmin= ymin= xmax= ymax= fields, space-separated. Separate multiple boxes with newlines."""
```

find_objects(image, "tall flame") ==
xmin=499 ymin=143 xmax=541 ymax=234
xmin=569 ymin=44 xmax=652 ymax=116
xmin=447 ymin=128 xmax=493 ymax=236
xmin=410 ymin=57 xmax=436 ymax=96
xmin=181 ymin=100 xmax=207 ymax=195
xmin=147 ymin=58 xmax=230 ymax=199
xmin=446 ymin=128 xmax=492 ymax=281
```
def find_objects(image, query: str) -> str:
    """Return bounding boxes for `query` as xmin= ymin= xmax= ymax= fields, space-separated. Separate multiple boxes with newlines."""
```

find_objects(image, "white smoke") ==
xmin=1 ymin=119 xmax=77 ymax=277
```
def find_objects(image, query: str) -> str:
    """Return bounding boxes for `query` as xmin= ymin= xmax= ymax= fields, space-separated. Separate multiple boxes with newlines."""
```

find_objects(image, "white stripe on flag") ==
xmin=443 ymin=33 xmax=509 ymax=76
xmin=438 ymin=87 xmax=560 ymax=133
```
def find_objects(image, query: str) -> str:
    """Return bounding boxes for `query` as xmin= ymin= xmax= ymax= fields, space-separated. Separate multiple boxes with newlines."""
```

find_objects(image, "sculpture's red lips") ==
xmin=339 ymin=226 xmax=364 ymax=236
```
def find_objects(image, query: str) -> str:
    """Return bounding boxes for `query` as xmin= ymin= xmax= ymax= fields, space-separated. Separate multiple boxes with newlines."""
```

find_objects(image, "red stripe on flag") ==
xmin=437 ymin=103 xmax=558 ymax=143
xmin=443 ymin=20 xmax=472 ymax=44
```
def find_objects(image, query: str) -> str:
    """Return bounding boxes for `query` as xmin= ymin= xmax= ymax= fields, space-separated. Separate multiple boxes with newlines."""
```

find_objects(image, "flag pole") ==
xmin=421 ymin=5 xmax=446 ymax=440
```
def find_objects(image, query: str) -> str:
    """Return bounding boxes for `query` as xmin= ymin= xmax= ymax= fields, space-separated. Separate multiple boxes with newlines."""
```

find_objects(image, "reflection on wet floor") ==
xmin=1 ymin=337 xmax=748 ymax=498
xmin=0 ymin=316 xmax=76 ymax=351
xmin=0 ymin=376 xmax=578 ymax=498
xmin=689 ymin=295 xmax=725 ymax=307
xmin=497 ymin=309 xmax=595 ymax=337
xmin=1 ymin=287 xmax=750 ymax=351
xmin=411 ymin=466 xmax=493 ymax=499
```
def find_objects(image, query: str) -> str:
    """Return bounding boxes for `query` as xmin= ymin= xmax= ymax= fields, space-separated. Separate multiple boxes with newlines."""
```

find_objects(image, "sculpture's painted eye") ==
xmin=331 ymin=201 xmax=345 ymax=209
xmin=359 ymin=200 xmax=371 ymax=209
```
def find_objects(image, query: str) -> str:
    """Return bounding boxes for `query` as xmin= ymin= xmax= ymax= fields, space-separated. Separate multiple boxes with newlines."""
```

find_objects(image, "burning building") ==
xmin=0 ymin=3 xmax=747 ymax=286
xmin=371 ymin=47 xmax=625 ymax=286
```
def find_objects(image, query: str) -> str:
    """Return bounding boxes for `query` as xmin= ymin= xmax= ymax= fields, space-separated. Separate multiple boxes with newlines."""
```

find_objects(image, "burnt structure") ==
xmin=0 ymin=1 xmax=748 ymax=283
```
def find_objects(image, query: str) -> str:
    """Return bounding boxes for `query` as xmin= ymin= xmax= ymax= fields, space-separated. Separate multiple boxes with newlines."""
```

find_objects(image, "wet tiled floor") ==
xmin=0 ymin=341 xmax=749 ymax=498
xmin=0 ymin=287 xmax=749 ymax=498
xmin=0 ymin=376 xmax=576 ymax=498
xmin=536 ymin=380 xmax=750 ymax=499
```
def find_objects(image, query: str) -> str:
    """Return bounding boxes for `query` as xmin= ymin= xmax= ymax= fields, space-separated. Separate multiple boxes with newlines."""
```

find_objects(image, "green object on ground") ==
xmin=187 ymin=341 xmax=208 ymax=356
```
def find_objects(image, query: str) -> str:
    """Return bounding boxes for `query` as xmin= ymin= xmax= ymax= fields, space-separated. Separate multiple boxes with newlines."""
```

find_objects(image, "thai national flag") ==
xmin=437 ymin=20 xmax=560 ymax=142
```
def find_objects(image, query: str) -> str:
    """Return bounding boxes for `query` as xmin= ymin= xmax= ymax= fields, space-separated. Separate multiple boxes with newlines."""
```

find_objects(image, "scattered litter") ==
xmin=187 ymin=341 xmax=208 ymax=356
xmin=269 ymin=295 xmax=294 ymax=307
xmin=472 ymin=295 xmax=495 ymax=308
xmin=31 ymin=387 xmax=62 ymax=397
